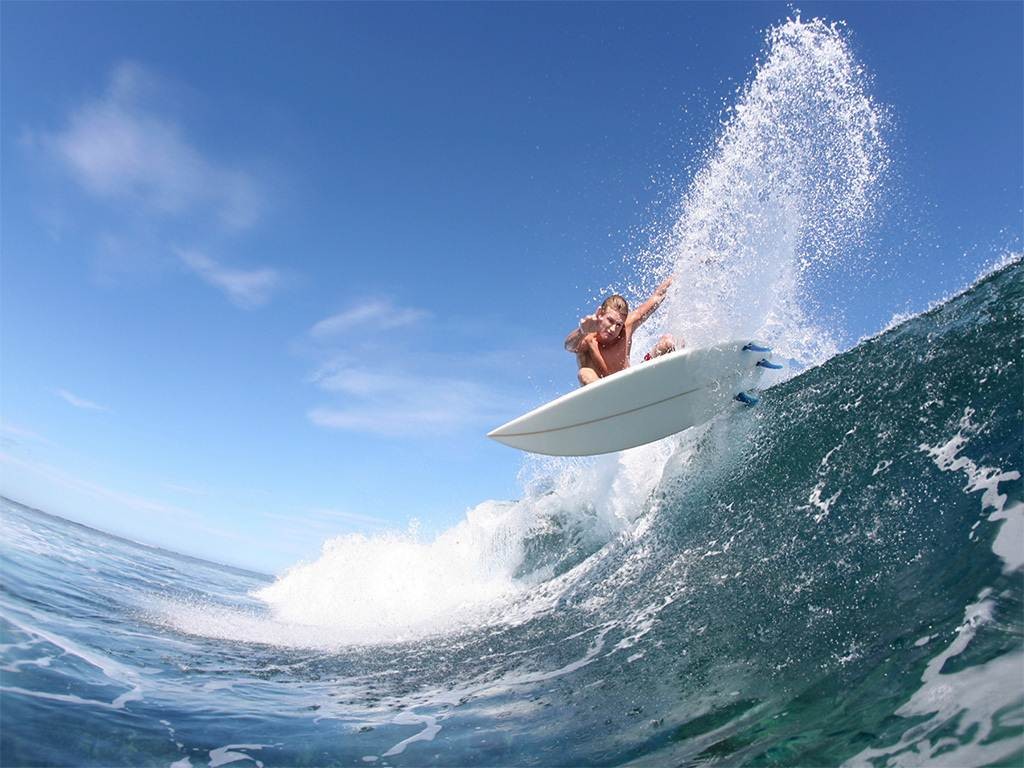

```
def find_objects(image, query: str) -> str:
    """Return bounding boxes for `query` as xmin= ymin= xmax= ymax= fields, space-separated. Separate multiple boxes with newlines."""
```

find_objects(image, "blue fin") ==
xmin=735 ymin=391 xmax=760 ymax=406
xmin=743 ymin=342 xmax=771 ymax=353
xmin=756 ymin=359 xmax=783 ymax=369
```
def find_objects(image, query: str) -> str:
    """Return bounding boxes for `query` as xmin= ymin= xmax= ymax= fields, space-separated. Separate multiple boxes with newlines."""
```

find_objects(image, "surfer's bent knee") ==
xmin=578 ymin=367 xmax=599 ymax=386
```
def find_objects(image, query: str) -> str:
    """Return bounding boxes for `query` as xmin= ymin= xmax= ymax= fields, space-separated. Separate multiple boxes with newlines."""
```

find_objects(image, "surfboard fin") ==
xmin=756 ymin=359 xmax=783 ymax=369
xmin=735 ymin=391 xmax=760 ymax=406
xmin=743 ymin=342 xmax=771 ymax=353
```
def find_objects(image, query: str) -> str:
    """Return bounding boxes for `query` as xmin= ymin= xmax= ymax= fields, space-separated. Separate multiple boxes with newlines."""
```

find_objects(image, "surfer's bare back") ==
xmin=564 ymin=277 xmax=679 ymax=386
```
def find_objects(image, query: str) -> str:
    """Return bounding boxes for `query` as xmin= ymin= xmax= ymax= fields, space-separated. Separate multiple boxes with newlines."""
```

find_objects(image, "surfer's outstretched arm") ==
xmin=628 ymin=276 xmax=674 ymax=329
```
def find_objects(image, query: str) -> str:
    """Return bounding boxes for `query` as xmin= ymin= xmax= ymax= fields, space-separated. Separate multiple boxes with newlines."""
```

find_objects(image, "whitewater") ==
xmin=2 ymin=17 xmax=1021 ymax=767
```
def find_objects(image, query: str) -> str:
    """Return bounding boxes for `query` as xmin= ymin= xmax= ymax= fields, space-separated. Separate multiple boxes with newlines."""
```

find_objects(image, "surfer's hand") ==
xmin=579 ymin=315 xmax=600 ymax=334
xmin=656 ymin=276 xmax=674 ymax=295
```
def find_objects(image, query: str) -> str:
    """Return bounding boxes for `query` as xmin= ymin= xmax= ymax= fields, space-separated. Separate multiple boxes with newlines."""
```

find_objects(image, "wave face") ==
xmin=1 ymin=15 xmax=1021 ymax=768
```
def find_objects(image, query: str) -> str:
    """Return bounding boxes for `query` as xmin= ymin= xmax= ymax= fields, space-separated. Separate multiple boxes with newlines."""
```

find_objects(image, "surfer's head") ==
xmin=596 ymin=295 xmax=628 ymax=342
xmin=600 ymin=295 xmax=628 ymax=316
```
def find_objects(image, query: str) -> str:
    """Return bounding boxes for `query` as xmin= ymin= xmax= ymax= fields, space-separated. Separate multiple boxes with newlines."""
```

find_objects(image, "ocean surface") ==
xmin=3 ymin=16 xmax=1022 ymax=768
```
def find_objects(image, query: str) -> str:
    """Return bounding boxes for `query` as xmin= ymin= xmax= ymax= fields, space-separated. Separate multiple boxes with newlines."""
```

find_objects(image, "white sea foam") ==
xmin=165 ymin=450 xmax=667 ymax=647
xmin=0 ymin=611 xmax=144 ymax=710
xmin=843 ymin=592 xmax=1023 ymax=768
xmin=208 ymin=744 xmax=274 ymax=768
xmin=919 ymin=408 xmax=1023 ymax=572
xmin=253 ymin=502 xmax=528 ymax=642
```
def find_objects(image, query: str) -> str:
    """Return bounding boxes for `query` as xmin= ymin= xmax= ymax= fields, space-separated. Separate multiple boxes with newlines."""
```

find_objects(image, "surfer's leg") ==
xmin=576 ymin=349 xmax=599 ymax=386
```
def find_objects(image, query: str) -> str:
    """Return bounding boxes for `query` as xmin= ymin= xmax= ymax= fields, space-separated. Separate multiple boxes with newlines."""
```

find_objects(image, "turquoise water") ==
xmin=2 ymin=260 xmax=1021 ymax=767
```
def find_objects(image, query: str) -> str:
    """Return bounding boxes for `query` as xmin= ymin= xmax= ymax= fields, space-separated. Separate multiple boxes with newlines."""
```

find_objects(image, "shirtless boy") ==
xmin=564 ymin=277 xmax=679 ymax=386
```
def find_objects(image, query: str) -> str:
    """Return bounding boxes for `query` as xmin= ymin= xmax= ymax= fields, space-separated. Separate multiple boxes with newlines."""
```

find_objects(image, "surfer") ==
xmin=564 ymin=277 xmax=679 ymax=386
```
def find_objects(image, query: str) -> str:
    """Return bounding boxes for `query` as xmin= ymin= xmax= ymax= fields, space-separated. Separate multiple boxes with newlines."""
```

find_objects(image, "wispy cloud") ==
xmin=42 ymin=61 xmax=262 ymax=230
xmin=308 ymin=506 xmax=390 ymax=527
xmin=310 ymin=299 xmax=429 ymax=339
xmin=302 ymin=296 xmax=528 ymax=438
xmin=178 ymin=249 xmax=280 ymax=309
xmin=53 ymin=388 xmax=110 ymax=412
xmin=0 ymin=423 xmax=56 ymax=448
xmin=307 ymin=363 xmax=511 ymax=436
xmin=309 ymin=365 xmax=411 ymax=397
xmin=261 ymin=506 xmax=389 ymax=530
xmin=0 ymin=452 xmax=201 ymax=524
xmin=162 ymin=481 xmax=209 ymax=497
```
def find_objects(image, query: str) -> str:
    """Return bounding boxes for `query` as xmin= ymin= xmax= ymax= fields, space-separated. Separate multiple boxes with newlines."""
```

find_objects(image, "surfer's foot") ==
xmin=645 ymin=334 xmax=678 ymax=361
xmin=578 ymin=367 xmax=599 ymax=387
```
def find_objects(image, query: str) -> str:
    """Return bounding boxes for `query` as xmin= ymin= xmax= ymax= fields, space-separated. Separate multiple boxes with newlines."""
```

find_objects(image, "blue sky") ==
xmin=2 ymin=2 xmax=1021 ymax=573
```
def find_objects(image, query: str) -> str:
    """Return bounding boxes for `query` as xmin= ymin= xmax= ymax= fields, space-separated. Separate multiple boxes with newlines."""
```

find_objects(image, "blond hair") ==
xmin=600 ymin=294 xmax=628 ymax=316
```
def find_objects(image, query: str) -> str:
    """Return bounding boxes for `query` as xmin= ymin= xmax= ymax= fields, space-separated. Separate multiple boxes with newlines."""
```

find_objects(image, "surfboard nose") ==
xmin=487 ymin=418 xmax=520 ymax=441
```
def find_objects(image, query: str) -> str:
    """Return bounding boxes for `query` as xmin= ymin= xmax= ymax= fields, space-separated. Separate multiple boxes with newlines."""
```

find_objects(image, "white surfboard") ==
xmin=487 ymin=341 xmax=775 ymax=456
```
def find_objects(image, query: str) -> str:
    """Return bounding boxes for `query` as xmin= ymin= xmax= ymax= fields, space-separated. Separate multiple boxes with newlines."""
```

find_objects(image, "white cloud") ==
xmin=44 ymin=61 xmax=261 ymax=230
xmin=310 ymin=299 xmax=429 ymax=339
xmin=307 ymin=364 xmax=511 ymax=436
xmin=54 ymin=388 xmax=109 ymax=412
xmin=0 ymin=423 xmax=57 ymax=449
xmin=308 ymin=506 xmax=389 ymax=526
xmin=0 ymin=451 xmax=203 ymax=525
xmin=162 ymin=482 xmax=209 ymax=496
xmin=261 ymin=506 xmax=388 ymax=529
xmin=178 ymin=249 xmax=280 ymax=308
xmin=1 ymin=423 xmax=52 ymax=443
xmin=302 ymin=300 xmax=525 ymax=438
xmin=309 ymin=365 xmax=408 ymax=396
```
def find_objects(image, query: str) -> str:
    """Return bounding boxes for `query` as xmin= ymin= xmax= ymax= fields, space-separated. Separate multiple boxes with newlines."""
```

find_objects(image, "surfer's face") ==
xmin=596 ymin=310 xmax=626 ymax=343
